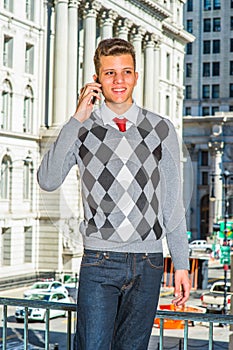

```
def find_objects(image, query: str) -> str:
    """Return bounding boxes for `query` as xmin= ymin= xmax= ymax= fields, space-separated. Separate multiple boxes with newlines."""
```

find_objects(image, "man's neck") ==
xmin=105 ymin=101 xmax=133 ymax=115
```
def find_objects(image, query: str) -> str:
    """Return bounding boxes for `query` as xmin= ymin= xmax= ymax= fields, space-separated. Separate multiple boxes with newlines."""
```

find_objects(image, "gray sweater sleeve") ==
xmin=37 ymin=117 xmax=81 ymax=191
xmin=161 ymin=120 xmax=189 ymax=271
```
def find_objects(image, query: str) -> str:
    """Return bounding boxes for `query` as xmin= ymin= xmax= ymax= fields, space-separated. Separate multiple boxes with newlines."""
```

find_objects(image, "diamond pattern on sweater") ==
xmin=77 ymin=112 xmax=170 ymax=242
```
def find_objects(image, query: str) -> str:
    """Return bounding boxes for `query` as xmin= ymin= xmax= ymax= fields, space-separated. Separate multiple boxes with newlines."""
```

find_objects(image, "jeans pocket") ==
xmin=81 ymin=251 xmax=105 ymax=267
xmin=145 ymin=253 xmax=164 ymax=269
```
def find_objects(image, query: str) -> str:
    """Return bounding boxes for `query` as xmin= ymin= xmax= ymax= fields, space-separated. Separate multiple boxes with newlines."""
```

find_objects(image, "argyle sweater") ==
xmin=37 ymin=107 xmax=189 ymax=270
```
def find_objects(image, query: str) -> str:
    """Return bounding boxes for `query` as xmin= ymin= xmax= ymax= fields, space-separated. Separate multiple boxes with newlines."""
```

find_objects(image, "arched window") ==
xmin=0 ymin=155 xmax=12 ymax=199
xmin=23 ymin=85 xmax=34 ymax=133
xmin=1 ymin=79 xmax=12 ymax=130
xmin=23 ymin=158 xmax=33 ymax=200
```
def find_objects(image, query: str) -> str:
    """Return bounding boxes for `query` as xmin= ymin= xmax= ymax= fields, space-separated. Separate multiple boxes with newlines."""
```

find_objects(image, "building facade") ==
xmin=183 ymin=0 xmax=233 ymax=241
xmin=0 ymin=0 xmax=193 ymax=286
xmin=184 ymin=0 xmax=233 ymax=116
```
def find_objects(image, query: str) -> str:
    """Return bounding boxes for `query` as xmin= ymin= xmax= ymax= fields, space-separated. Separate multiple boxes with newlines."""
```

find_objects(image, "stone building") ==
xmin=0 ymin=0 xmax=193 ymax=286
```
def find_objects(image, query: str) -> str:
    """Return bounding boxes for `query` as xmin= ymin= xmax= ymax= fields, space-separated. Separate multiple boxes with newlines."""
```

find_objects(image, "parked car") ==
xmin=200 ymin=281 xmax=232 ymax=314
xmin=64 ymin=276 xmax=79 ymax=303
xmin=24 ymin=281 xmax=68 ymax=298
xmin=15 ymin=291 xmax=71 ymax=322
xmin=189 ymin=240 xmax=212 ymax=255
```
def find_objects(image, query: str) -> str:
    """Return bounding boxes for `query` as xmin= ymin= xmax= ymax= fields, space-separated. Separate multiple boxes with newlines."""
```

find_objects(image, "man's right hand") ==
xmin=73 ymin=81 xmax=102 ymax=123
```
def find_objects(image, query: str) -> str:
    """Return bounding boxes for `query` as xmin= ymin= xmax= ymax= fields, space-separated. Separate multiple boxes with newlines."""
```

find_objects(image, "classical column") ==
xmin=100 ymin=9 xmax=118 ymax=39
xmin=53 ymin=0 xmax=68 ymax=125
xmin=209 ymin=140 xmax=224 ymax=233
xmin=143 ymin=33 xmax=155 ymax=111
xmin=131 ymin=26 xmax=145 ymax=106
xmin=153 ymin=39 xmax=161 ymax=113
xmin=116 ymin=18 xmax=133 ymax=41
xmin=67 ymin=0 xmax=79 ymax=117
xmin=83 ymin=1 xmax=101 ymax=83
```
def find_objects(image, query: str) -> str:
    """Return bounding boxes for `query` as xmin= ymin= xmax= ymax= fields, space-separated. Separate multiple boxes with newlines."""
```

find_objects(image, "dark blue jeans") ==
xmin=73 ymin=249 xmax=164 ymax=350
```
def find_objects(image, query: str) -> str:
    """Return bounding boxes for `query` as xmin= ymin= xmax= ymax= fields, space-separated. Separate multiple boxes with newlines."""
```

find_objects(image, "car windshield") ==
xmin=29 ymin=294 xmax=50 ymax=301
xmin=31 ymin=283 xmax=50 ymax=290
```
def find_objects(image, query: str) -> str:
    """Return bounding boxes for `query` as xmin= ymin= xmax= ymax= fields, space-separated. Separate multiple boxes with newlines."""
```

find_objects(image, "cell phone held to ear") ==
xmin=91 ymin=78 xmax=100 ymax=104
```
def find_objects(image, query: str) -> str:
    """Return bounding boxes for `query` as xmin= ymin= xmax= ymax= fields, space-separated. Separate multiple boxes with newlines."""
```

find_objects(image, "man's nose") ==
xmin=113 ymin=73 xmax=124 ymax=83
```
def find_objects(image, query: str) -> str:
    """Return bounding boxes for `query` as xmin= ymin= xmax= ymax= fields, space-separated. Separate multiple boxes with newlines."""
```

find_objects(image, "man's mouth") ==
xmin=112 ymin=88 xmax=126 ymax=93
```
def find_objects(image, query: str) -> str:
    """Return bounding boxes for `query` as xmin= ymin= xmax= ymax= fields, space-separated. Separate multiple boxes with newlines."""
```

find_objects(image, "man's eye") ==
xmin=106 ymin=71 xmax=114 ymax=75
xmin=125 ymin=70 xmax=132 ymax=74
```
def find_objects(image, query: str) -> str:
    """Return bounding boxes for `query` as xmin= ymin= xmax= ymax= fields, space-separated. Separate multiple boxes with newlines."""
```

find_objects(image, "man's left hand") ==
xmin=172 ymin=269 xmax=190 ymax=306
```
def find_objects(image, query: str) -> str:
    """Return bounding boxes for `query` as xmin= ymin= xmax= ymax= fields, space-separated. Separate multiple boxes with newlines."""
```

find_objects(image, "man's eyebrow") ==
xmin=102 ymin=67 xmax=134 ymax=71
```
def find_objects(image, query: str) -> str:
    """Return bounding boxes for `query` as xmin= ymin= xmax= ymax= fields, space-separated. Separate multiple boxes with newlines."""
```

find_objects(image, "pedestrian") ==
xmin=37 ymin=37 xmax=190 ymax=350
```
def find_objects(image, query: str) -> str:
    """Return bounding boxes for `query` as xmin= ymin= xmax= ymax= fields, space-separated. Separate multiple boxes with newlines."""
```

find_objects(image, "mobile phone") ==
xmin=91 ymin=77 xmax=100 ymax=104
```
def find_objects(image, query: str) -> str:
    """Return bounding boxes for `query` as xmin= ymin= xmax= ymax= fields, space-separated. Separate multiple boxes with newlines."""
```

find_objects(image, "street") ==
xmin=0 ymin=257 xmax=231 ymax=349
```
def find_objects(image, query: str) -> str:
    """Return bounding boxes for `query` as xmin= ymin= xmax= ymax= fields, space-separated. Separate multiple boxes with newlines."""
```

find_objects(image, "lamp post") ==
xmin=210 ymin=170 xmax=233 ymax=315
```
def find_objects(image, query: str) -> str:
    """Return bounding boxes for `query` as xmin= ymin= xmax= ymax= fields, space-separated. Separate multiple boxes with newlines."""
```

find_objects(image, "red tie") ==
xmin=113 ymin=117 xmax=128 ymax=132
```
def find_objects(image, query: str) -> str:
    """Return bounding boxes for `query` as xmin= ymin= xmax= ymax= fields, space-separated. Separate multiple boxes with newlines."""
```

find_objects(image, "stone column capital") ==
xmin=131 ymin=26 xmax=146 ymax=41
xmin=81 ymin=0 xmax=101 ymax=17
xmin=68 ymin=0 xmax=80 ymax=7
xmin=100 ymin=9 xmax=118 ymax=25
xmin=116 ymin=17 xmax=133 ymax=32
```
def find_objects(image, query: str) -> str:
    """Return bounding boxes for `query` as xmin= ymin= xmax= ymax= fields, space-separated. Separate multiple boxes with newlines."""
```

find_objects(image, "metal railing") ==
xmin=1 ymin=297 xmax=233 ymax=350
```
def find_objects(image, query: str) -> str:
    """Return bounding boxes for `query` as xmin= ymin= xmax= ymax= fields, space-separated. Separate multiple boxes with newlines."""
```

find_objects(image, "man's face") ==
xmin=95 ymin=54 xmax=138 ymax=110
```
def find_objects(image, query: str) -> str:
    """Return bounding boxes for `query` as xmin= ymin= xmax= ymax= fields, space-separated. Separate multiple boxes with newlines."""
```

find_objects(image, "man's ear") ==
xmin=93 ymin=74 xmax=98 ymax=82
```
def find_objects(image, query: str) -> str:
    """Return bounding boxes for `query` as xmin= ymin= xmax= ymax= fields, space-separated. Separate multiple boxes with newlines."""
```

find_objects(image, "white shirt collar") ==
xmin=100 ymin=102 xmax=139 ymax=126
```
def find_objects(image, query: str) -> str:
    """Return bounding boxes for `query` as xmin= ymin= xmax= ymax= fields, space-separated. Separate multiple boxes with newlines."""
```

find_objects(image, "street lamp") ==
xmin=210 ymin=170 xmax=233 ymax=315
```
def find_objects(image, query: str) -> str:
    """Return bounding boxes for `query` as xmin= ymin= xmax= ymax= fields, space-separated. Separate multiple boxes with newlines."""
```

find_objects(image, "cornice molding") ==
xmin=128 ymin=0 xmax=171 ymax=20
xmin=162 ymin=20 xmax=195 ymax=43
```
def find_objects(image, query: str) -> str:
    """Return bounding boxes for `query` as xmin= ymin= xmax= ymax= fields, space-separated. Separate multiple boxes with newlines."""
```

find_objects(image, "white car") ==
xmin=24 ymin=281 xmax=68 ymax=298
xmin=15 ymin=291 xmax=71 ymax=322
xmin=189 ymin=240 xmax=212 ymax=255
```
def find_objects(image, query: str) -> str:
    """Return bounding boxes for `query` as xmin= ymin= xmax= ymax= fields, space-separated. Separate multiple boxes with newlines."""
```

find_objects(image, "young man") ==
xmin=38 ymin=38 xmax=190 ymax=350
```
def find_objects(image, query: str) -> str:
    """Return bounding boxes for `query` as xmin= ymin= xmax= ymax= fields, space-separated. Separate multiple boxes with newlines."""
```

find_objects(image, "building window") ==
xmin=204 ymin=0 xmax=211 ymax=10
xmin=186 ymin=63 xmax=192 ymax=78
xmin=23 ymin=158 xmax=33 ymax=200
xmin=186 ymin=43 xmax=192 ymax=55
xmin=202 ymin=172 xmax=209 ymax=185
xmin=212 ymin=62 xmax=220 ymax=76
xmin=212 ymin=84 xmax=220 ymax=98
xmin=187 ymin=0 xmax=193 ymax=11
xmin=202 ymin=107 xmax=210 ymax=116
xmin=186 ymin=20 xmax=193 ymax=33
xmin=231 ymin=0 xmax=233 ymax=9
xmin=204 ymin=19 xmax=211 ymax=32
xmin=0 ymin=155 xmax=11 ymax=200
xmin=213 ymin=18 xmax=221 ymax=32
xmin=185 ymin=85 xmax=192 ymax=99
xmin=24 ymin=226 xmax=32 ymax=263
xmin=213 ymin=0 xmax=221 ymax=10
xmin=212 ymin=106 xmax=219 ymax=114
xmin=231 ymin=17 xmax=233 ymax=31
xmin=203 ymin=85 xmax=210 ymax=98
xmin=3 ymin=35 xmax=13 ymax=68
xmin=185 ymin=107 xmax=191 ymax=115
xmin=203 ymin=40 xmax=211 ymax=54
xmin=165 ymin=95 xmax=170 ymax=116
xmin=176 ymin=63 xmax=180 ymax=83
xmin=25 ymin=43 xmax=34 ymax=74
xmin=230 ymin=61 xmax=233 ymax=75
xmin=1 ymin=79 xmax=12 ymax=130
xmin=25 ymin=0 xmax=34 ymax=21
xmin=23 ymin=86 xmax=34 ymax=133
xmin=213 ymin=40 xmax=220 ymax=53
xmin=231 ymin=39 xmax=233 ymax=52
xmin=4 ymin=0 xmax=13 ymax=11
xmin=203 ymin=62 xmax=210 ymax=77
xmin=166 ymin=53 xmax=170 ymax=80
xmin=2 ymin=227 xmax=11 ymax=266
xmin=230 ymin=84 xmax=233 ymax=97
xmin=201 ymin=151 xmax=209 ymax=166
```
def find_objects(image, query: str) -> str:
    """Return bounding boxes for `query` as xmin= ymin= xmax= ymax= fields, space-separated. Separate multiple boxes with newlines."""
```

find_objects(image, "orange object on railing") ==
xmin=154 ymin=304 xmax=205 ymax=329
